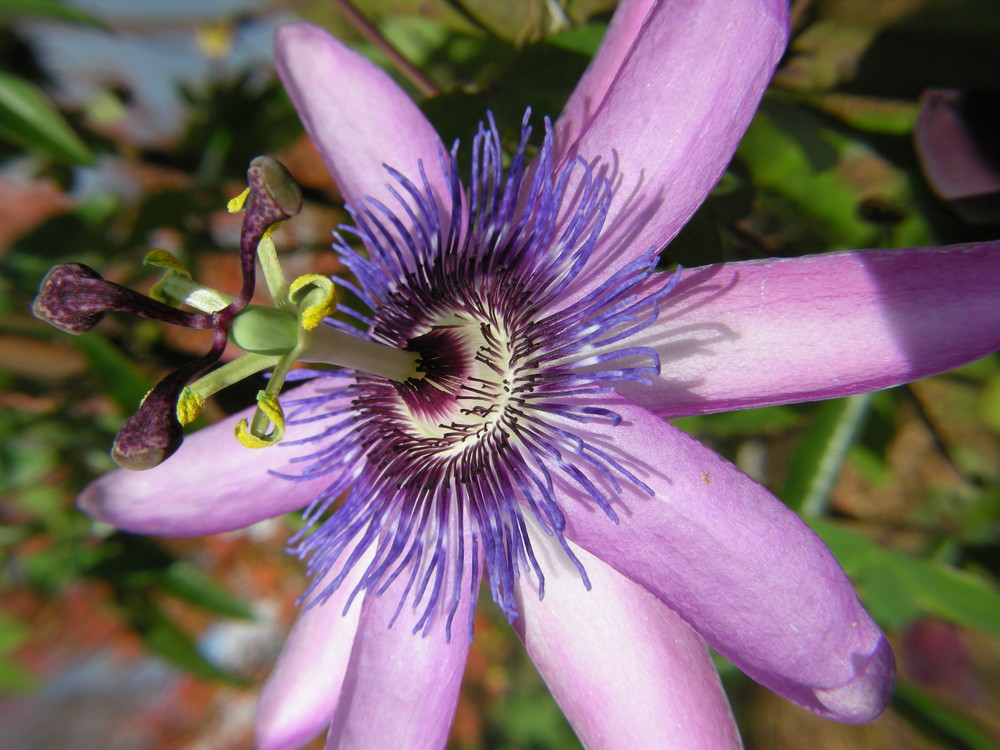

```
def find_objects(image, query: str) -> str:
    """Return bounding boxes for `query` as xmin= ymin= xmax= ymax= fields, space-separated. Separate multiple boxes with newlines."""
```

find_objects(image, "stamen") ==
xmin=235 ymin=390 xmax=286 ymax=448
xmin=31 ymin=156 xmax=319 ymax=470
xmin=288 ymin=274 xmax=336 ymax=331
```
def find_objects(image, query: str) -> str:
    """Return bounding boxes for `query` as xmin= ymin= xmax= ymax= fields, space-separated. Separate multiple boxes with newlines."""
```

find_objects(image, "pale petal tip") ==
xmin=255 ymin=714 xmax=322 ymax=750
xmin=255 ymin=662 xmax=337 ymax=750
xmin=77 ymin=478 xmax=119 ymax=526
xmin=274 ymin=20 xmax=317 ymax=45
xmin=813 ymin=635 xmax=896 ymax=723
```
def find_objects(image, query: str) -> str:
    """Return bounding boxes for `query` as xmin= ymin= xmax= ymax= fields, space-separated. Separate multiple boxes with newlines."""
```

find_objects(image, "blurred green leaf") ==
xmin=0 ymin=611 xmax=39 ymax=693
xmin=0 ymin=658 xmax=40 ymax=692
xmin=0 ymin=70 xmax=93 ymax=164
xmin=84 ymin=533 xmax=173 ymax=588
xmin=421 ymin=24 xmax=601 ymax=145
xmin=782 ymin=393 xmax=873 ymax=517
xmin=0 ymin=611 xmax=29 ymax=652
xmin=849 ymin=0 xmax=1000 ymax=99
xmin=811 ymin=519 xmax=1000 ymax=636
xmin=660 ymin=200 xmax=728 ymax=268
xmin=155 ymin=562 xmax=254 ymax=621
xmin=893 ymin=680 xmax=998 ymax=750
xmin=737 ymin=102 xmax=931 ymax=252
xmin=126 ymin=597 xmax=246 ymax=684
xmin=950 ymin=354 xmax=999 ymax=382
xmin=810 ymin=94 xmax=919 ymax=136
xmin=0 ymin=0 xmax=107 ymax=28
xmin=69 ymin=334 xmax=152 ymax=416
xmin=673 ymin=404 xmax=802 ymax=439
xmin=980 ymin=371 xmax=1000 ymax=435
xmin=175 ymin=73 xmax=302 ymax=184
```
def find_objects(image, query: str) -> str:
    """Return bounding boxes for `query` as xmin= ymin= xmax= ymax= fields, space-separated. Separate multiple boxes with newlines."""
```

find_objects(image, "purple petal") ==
xmin=78 ymin=380 xmax=346 ymax=537
xmin=559 ymin=0 xmax=788 ymax=301
xmin=323 ymin=531 xmax=481 ymax=749
xmin=555 ymin=0 xmax=657 ymax=153
xmin=616 ymin=243 xmax=1000 ymax=418
xmin=274 ymin=23 xmax=449 ymax=210
xmin=256 ymin=543 xmax=374 ymax=750
xmin=555 ymin=396 xmax=895 ymax=722
xmin=513 ymin=526 xmax=740 ymax=749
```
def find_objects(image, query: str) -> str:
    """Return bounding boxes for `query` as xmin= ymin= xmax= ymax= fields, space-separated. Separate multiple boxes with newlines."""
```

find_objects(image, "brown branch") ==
xmin=329 ymin=0 xmax=440 ymax=98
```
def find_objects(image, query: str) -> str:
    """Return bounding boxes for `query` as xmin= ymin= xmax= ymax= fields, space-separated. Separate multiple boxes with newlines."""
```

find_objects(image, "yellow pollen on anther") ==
xmin=144 ymin=248 xmax=192 ymax=276
xmin=176 ymin=387 xmax=205 ymax=426
xmin=234 ymin=390 xmax=286 ymax=448
xmin=289 ymin=273 xmax=336 ymax=331
xmin=227 ymin=187 xmax=250 ymax=213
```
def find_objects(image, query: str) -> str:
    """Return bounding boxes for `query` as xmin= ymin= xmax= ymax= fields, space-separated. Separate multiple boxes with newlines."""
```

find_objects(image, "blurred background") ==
xmin=2 ymin=0 xmax=1000 ymax=747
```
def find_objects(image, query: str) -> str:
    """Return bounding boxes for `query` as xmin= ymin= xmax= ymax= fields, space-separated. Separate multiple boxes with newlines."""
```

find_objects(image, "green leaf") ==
xmin=0 ymin=611 xmax=29 ymax=653
xmin=0 ymin=0 xmax=107 ymax=28
xmin=69 ymin=334 xmax=152 ymax=416
xmin=781 ymin=393 xmax=873 ymax=517
xmin=0 ymin=611 xmax=39 ymax=693
xmin=420 ymin=28 xmax=597 ymax=146
xmin=155 ymin=563 xmax=254 ymax=621
xmin=678 ymin=404 xmax=803 ymax=439
xmin=887 ymin=553 xmax=1000 ymax=638
xmin=980 ymin=371 xmax=1000 ymax=435
xmin=126 ymin=597 xmax=247 ymax=684
xmin=0 ymin=71 xmax=93 ymax=164
xmin=810 ymin=519 xmax=1000 ymax=637
xmin=0 ymin=657 xmax=40 ymax=693
xmin=893 ymin=681 xmax=997 ymax=750
xmin=738 ymin=102 xmax=932 ymax=252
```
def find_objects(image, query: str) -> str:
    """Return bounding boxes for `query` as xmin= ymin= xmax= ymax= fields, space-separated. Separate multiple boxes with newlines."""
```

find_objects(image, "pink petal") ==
xmin=256 ymin=542 xmax=375 ymax=750
xmin=555 ymin=396 xmax=895 ymax=722
xmin=616 ymin=243 xmax=1000 ymax=418
xmin=274 ymin=23 xmax=449 ymax=210
xmin=915 ymin=90 xmax=1000 ymax=201
xmin=78 ymin=379 xmax=347 ymax=536
xmin=514 ymin=527 xmax=740 ymax=749
xmin=559 ymin=0 xmax=788 ymax=301
xmin=324 ymin=526 xmax=481 ymax=749
xmin=555 ymin=0 xmax=657 ymax=154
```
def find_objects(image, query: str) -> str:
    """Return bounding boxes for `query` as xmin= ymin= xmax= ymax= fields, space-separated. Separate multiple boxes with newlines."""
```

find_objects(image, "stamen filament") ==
xmin=155 ymin=274 xmax=233 ymax=313
xmin=257 ymin=236 xmax=290 ymax=307
xmin=188 ymin=352 xmax=281 ymax=400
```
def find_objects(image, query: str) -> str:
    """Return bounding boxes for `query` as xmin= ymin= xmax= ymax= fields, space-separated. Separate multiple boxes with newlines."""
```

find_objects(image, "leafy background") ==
xmin=2 ymin=0 xmax=1000 ymax=748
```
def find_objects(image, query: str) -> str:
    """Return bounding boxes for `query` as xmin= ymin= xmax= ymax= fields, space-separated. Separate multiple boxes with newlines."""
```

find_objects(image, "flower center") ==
xmin=399 ymin=309 xmax=518 ymax=447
